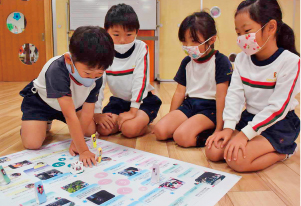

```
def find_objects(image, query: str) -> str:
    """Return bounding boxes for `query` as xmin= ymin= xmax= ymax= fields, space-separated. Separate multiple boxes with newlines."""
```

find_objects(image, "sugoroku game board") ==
xmin=0 ymin=138 xmax=241 ymax=206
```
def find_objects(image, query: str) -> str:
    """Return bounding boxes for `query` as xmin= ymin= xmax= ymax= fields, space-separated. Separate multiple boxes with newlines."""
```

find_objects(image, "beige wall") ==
xmin=55 ymin=0 xmax=300 ymax=79
xmin=159 ymin=0 xmax=300 ymax=80
xmin=158 ymin=0 xmax=200 ymax=80
xmin=278 ymin=0 xmax=300 ymax=53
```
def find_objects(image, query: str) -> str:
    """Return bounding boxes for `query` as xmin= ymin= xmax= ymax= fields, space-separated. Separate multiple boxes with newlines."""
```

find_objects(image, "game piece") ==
xmin=70 ymin=161 xmax=84 ymax=174
xmin=97 ymin=147 xmax=102 ymax=163
xmin=151 ymin=164 xmax=160 ymax=184
xmin=0 ymin=165 xmax=11 ymax=185
xmin=91 ymin=134 xmax=97 ymax=148
xmin=34 ymin=180 xmax=47 ymax=204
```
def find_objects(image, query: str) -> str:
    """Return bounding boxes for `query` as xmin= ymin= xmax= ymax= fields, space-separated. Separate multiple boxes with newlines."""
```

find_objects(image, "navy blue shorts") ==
xmin=177 ymin=97 xmax=217 ymax=125
xmin=20 ymin=81 xmax=82 ymax=123
xmin=102 ymin=92 xmax=162 ymax=123
xmin=236 ymin=110 xmax=300 ymax=154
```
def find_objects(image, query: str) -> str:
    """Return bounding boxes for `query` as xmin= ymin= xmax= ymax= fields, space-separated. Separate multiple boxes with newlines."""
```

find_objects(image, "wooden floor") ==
xmin=0 ymin=81 xmax=300 ymax=206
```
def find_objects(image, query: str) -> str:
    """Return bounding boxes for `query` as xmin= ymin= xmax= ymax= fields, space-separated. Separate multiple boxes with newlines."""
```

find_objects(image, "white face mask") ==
xmin=114 ymin=38 xmax=136 ymax=54
xmin=237 ymin=23 xmax=270 ymax=56
xmin=182 ymin=37 xmax=213 ymax=59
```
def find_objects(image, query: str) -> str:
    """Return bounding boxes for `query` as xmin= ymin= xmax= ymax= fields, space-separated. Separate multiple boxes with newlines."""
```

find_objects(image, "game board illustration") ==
xmin=0 ymin=139 xmax=240 ymax=206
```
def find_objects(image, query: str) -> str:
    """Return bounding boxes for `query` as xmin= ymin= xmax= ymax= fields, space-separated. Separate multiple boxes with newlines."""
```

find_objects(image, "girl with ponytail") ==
xmin=205 ymin=0 xmax=300 ymax=172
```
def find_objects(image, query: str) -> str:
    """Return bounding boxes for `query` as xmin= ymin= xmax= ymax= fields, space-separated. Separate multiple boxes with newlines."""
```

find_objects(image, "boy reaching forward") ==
xmin=20 ymin=26 xmax=115 ymax=167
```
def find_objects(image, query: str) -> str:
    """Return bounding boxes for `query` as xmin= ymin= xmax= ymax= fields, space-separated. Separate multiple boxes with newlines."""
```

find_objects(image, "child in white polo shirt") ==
xmin=94 ymin=4 xmax=162 ymax=138
xmin=206 ymin=0 xmax=300 ymax=172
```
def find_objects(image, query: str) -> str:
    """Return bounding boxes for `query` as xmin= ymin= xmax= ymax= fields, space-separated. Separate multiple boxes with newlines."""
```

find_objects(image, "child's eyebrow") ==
xmin=242 ymin=23 xmax=251 ymax=28
xmin=235 ymin=24 xmax=250 ymax=30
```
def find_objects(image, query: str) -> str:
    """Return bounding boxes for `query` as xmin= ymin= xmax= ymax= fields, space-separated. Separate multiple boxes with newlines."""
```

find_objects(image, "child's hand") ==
xmin=79 ymin=150 xmax=97 ymax=168
xmin=118 ymin=110 xmax=136 ymax=130
xmin=206 ymin=128 xmax=233 ymax=149
xmin=224 ymin=132 xmax=248 ymax=162
xmin=95 ymin=113 xmax=115 ymax=130
xmin=69 ymin=141 xmax=79 ymax=156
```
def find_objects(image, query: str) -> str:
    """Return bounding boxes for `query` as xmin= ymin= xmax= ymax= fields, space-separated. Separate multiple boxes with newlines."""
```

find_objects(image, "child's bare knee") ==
xmin=84 ymin=126 xmax=96 ymax=137
xmin=153 ymin=125 xmax=169 ymax=140
xmin=175 ymin=139 xmax=195 ymax=148
xmin=173 ymin=128 xmax=194 ymax=147
xmin=22 ymin=140 xmax=42 ymax=150
xmin=97 ymin=127 xmax=112 ymax=136
xmin=121 ymin=121 xmax=146 ymax=138
xmin=84 ymin=131 xmax=95 ymax=137
xmin=205 ymin=147 xmax=223 ymax=162
xmin=121 ymin=127 xmax=139 ymax=138
xmin=226 ymin=153 xmax=251 ymax=172
xmin=227 ymin=160 xmax=250 ymax=172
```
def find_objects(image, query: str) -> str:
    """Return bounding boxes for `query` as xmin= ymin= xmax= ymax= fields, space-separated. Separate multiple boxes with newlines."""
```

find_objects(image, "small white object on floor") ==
xmin=34 ymin=180 xmax=47 ymax=204
xmin=70 ymin=161 xmax=84 ymax=174
xmin=151 ymin=164 xmax=160 ymax=184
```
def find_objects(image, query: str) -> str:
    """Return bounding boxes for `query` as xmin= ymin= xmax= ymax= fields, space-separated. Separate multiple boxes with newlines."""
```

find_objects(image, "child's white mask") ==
xmin=114 ymin=38 xmax=136 ymax=54
xmin=237 ymin=23 xmax=270 ymax=56
xmin=182 ymin=37 xmax=213 ymax=59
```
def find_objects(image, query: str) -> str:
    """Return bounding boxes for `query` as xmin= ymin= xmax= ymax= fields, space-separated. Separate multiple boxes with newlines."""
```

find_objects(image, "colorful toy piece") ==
xmin=0 ymin=165 xmax=10 ymax=185
xmin=97 ymin=147 xmax=102 ymax=163
xmin=34 ymin=180 xmax=47 ymax=204
xmin=70 ymin=161 xmax=84 ymax=174
xmin=91 ymin=134 xmax=97 ymax=148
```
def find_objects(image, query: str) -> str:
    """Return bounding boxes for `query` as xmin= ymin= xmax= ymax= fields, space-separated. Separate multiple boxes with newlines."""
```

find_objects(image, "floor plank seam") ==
xmin=258 ymin=171 xmax=295 ymax=206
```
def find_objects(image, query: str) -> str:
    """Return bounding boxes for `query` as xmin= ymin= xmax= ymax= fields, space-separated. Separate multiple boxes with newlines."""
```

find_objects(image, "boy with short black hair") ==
xmin=94 ymin=4 xmax=162 ymax=138
xmin=20 ymin=26 xmax=115 ymax=167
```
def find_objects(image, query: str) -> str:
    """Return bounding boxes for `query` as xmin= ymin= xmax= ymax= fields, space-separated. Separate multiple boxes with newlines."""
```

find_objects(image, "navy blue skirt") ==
xmin=236 ymin=110 xmax=300 ymax=154
xmin=177 ymin=97 xmax=217 ymax=125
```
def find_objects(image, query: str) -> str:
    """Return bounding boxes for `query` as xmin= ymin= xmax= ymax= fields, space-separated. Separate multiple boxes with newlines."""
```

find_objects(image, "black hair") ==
xmin=235 ymin=0 xmax=299 ymax=56
xmin=178 ymin=11 xmax=217 ymax=49
xmin=104 ymin=4 xmax=140 ymax=32
xmin=69 ymin=26 xmax=115 ymax=70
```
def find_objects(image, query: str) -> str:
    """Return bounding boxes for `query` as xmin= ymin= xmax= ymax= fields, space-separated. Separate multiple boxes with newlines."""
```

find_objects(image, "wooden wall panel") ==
xmin=0 ymin=0 xmax=50 ymax=81
xmin=138 ymin=30 xmax=155 ymax=82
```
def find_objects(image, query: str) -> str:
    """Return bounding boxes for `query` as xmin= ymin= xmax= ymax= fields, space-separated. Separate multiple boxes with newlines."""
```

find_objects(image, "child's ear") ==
xmin=268 ymin=20 xmax=277 ymax=35
xmin=210 ymin=36 xmax=217 ymax=44
xmin=64 ymin=53 xmax=72 ymax=65
xmin=64 ymin=53 xmax=74 ymax=73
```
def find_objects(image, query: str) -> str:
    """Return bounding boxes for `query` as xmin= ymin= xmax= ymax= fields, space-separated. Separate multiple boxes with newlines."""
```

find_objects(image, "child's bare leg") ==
xmin=120 ymin=110 xmax=150 ymax=138
xmin=205 ymin=140 xmax=225 ymax=161
xmin=205 ymin=130 xmax=240 ymax=162
xmin=76 ymin=110 xmax=96 ymax=137
xmin=21 ymin=121 xmax=47 ymax=149
xmin=76 ymin=110 xmax=97 ymax=136
xmin=85 ymin=122 xmax=96 ymax=136
xmin=153 ymin=110 xmax=188 ymax=141
xmin=226 ymin=135 xmax=286 ymax=172
xmin=173 ymin=114 xmax=215 ymax=148
xmin=96 ymin=114 xmax=119 ymax=136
